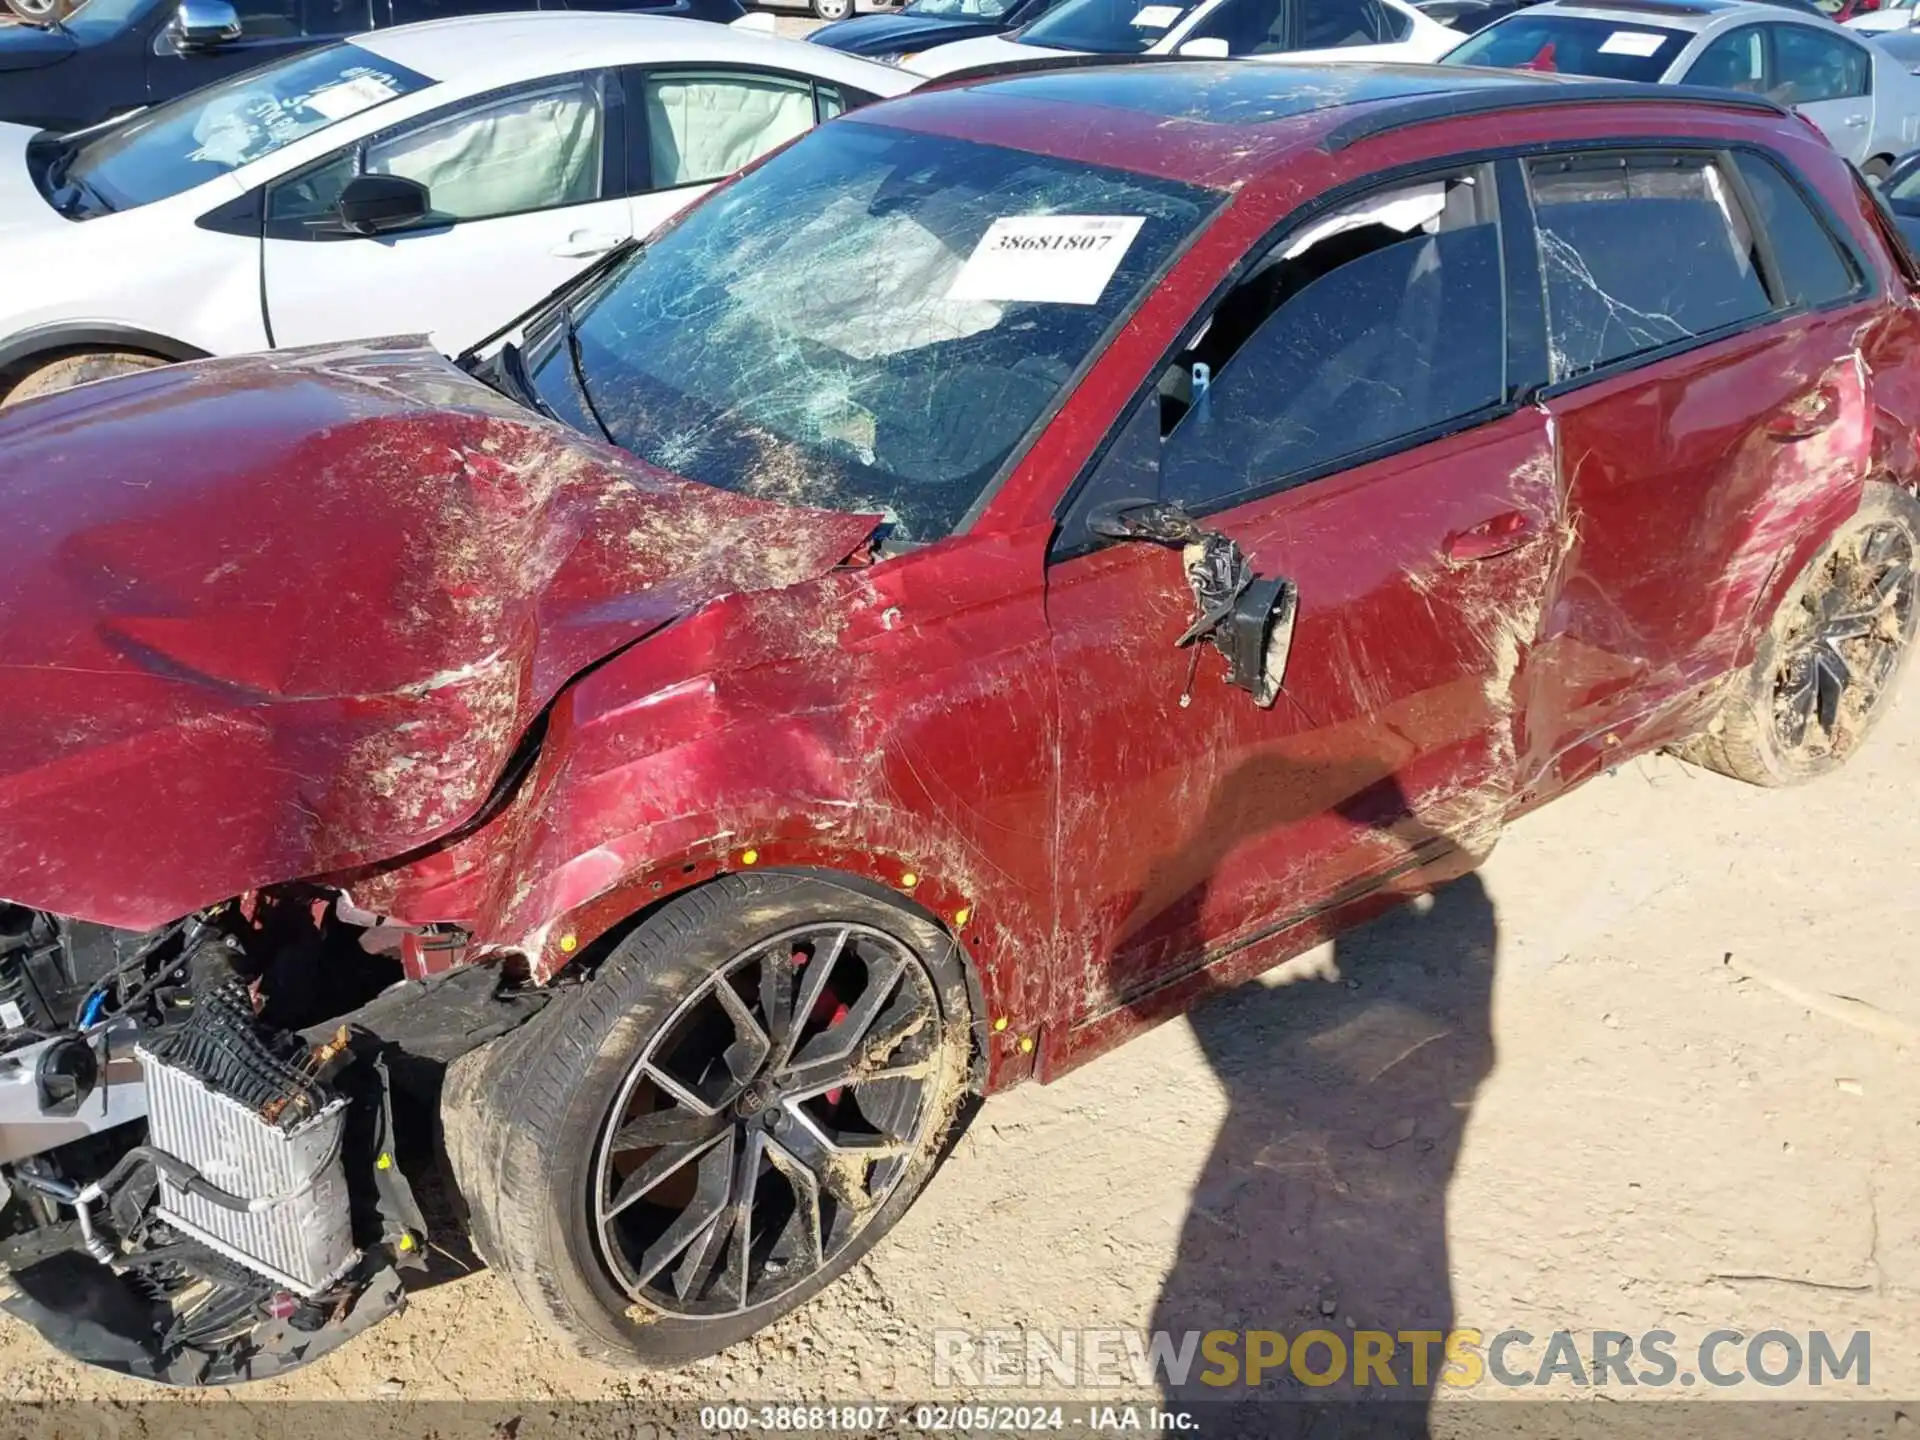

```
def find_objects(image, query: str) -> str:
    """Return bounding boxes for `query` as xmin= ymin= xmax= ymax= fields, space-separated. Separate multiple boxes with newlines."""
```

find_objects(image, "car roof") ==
xmin=349 ymin=11 xmax=907 ymax=90
xmin=891 ymin=58 xmax=1787 ymax=189
xmin=1508 ymin=0 xmax=1835 ymax=32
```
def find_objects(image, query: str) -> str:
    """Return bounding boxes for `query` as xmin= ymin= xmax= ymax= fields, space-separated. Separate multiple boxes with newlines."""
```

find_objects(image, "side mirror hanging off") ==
xmin=1087 ymin=499 xmax=1299 ymax=709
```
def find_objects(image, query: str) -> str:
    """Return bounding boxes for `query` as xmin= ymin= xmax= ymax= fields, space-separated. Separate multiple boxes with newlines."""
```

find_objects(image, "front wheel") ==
xmin=444 ymin=871 xmax=974 ymax=1366
xmin=1681 ymin=483 xmax=1919 ymax=786
xmin=810 ymin=0 xmax=852 ymax=20
xmin=2 ymin=350 xmax=166 ymax=408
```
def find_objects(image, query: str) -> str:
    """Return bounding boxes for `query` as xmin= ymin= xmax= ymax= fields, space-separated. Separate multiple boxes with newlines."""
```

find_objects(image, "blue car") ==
xmin=809 ymin=0 xmax=1063 ymax=60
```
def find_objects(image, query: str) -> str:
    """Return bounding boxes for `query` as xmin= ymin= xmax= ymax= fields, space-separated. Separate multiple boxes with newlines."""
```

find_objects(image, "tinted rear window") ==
xmin=1445 ymin=14 xmax=1689 ymax=81
xmin=1734 ymin=151 xmax=1858 ymax=308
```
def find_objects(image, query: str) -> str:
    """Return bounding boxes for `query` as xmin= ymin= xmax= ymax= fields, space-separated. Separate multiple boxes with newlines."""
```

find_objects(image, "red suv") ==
xmin=0 ymin=60 xmax=1915 ymax=1383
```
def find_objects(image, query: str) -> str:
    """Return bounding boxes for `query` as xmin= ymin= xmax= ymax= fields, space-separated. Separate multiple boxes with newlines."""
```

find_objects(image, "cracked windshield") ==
xmin=526 ymin=119 xmax=1217 ymax=543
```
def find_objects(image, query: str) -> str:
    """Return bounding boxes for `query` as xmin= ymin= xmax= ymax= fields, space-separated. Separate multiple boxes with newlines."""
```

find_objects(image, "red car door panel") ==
xmin=1522 ymin=148 xmax=1880 ymax=786
xmin=1048 ymin=408 xmax=1560 ymax=1017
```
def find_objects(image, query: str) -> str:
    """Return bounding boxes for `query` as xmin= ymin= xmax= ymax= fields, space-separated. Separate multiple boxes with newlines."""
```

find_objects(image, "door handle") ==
xmin=551 ymin=230 xmax=623 ymax=259
xmin=1767 ymin=384 xmax=1841 ymax=441
xmin=1844 ymin=115 xmax=1869 ymax=128
xmin=1444 ymin=510 xmax=1536 ymax=565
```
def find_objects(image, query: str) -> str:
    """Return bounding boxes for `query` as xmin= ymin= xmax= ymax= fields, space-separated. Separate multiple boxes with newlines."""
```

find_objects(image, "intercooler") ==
xmin=135 ymin=1044 xmax=358 ymax=1297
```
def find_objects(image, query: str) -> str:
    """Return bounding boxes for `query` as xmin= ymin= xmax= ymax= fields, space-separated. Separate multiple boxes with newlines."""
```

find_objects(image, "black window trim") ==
xmin=255 ymin=69 xmax=623 ymax=242
xmin=1524 ymin=140 xmax=1872 ymax=403
xmin=1045 ymin=133 xmax=1876 ymax=563
xmin=619 ymin=62 xmax=851 ymax=197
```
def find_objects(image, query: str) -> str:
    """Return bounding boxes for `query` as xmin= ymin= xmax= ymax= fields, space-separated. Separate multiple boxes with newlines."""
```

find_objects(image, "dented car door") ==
xmin=1045 ymin=164 xmax=1564 ymax=1019
xmin=1522 ymin=147 xmax=1881 ymax=785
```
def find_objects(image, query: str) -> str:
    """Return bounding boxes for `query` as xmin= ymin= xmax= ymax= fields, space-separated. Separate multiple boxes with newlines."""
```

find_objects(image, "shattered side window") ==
xmin=1157 ymin=167 xmax=1507 ymax=508
xmin=1528 ymin=154 xmax=1772 ymax=383
xmin=530 ymin=120 xmax=1217 ymax=542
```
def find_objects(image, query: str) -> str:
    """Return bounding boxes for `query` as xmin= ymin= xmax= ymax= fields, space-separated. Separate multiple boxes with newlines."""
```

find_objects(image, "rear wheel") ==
xmin=810 ymin=0 xmax=852 ymax=19
xmin=3 ymin=0 xmax=70 ymax=20
xmin=444 ymin=871 xmax=973 ymax=1365
xmin=2 ymin=351 xmax=166 ymax=408
xmin=1682 ymin=483 xmax=1919 ymax=786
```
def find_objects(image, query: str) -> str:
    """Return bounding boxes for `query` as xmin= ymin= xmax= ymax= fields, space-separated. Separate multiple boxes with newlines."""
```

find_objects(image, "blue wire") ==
xmin=80 ymin=991 xmax=106 ymax=1027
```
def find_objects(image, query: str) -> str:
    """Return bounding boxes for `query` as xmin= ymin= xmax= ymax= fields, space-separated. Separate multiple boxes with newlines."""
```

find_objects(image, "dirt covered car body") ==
xmin=1 ymin=60 xmax=1918 ymax=1383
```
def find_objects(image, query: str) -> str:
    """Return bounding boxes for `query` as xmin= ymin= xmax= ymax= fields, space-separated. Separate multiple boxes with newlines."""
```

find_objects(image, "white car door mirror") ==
xmin=337 ymin=174 xmax=431 ymax=235
xmin=1178 ymin=37 xmax=1231 ymax=56
xmin=171 ymin=0 xmax=242 ymax=50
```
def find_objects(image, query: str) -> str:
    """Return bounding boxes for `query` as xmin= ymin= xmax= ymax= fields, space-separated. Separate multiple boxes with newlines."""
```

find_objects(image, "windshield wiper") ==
xmin=563 ymin=304 xmax=617 ymax=448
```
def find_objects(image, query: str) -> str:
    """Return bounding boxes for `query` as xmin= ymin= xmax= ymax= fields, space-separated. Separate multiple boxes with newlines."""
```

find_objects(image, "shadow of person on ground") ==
xmin=1124 ymin=767 xmax=1499 ymax=1438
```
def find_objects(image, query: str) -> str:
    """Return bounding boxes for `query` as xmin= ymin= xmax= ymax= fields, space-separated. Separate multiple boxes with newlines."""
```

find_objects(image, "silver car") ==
xmin=1446 ymin=0 xmax=1920 ymax=177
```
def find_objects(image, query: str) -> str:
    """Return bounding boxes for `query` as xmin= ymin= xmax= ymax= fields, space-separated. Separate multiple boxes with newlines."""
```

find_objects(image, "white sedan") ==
xmin=901 ymin=0 xmax=1460 ymax=78
xmin=0 ymin=12 xmax=913 ymax=403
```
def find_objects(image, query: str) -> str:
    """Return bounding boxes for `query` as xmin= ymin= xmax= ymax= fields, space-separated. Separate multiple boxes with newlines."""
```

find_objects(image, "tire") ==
xmin=1682 ymin=483 xmax=1920 ymax=787
xmin=443 ymin=870 xmax=974 ymax=1366
xmin=1 ymin=350 xmax=166 ymax=408
xmin=3 ymin=0 xmax=69 ymax=20
xmin=810 ymin=0 xmax=852 ymax=19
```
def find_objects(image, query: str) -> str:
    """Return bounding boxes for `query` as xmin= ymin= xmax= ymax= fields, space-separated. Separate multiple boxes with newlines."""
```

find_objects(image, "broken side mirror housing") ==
xmin=1085 ymin=498 xmax=1299 ymax=709
xmin=1219 ymin=572 xmax=1296 ymax=709
xmin=1085 ymin=497 xmax=1203 ymax=544
xmin=337 ymin=175 xmax=430 ymax=236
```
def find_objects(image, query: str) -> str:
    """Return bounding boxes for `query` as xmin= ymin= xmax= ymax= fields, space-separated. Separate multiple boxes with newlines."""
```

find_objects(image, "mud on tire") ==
xmin=1 ymin=351 xmax=167 ymax=408
xmin=1683 ymin=482 xmax=1920 ymax=787
xmin=442 ymin=870 xmax=974 ymax=1366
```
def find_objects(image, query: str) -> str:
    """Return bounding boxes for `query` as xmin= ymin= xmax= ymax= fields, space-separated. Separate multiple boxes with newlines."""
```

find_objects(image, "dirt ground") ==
xmin=4 ymin=671 xmax=1916 ymax=1413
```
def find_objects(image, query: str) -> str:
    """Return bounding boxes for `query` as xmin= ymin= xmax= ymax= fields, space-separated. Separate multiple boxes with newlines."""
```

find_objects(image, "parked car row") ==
xmin=0 ymin=14 xmax=913 ymax=399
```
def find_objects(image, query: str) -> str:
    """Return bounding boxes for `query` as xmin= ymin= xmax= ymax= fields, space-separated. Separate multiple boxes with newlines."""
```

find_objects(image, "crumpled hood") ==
xmin=0 ymin=342 xmax=877 ymax=929
xmin=0 ymin=24 xmax=75 ymax=74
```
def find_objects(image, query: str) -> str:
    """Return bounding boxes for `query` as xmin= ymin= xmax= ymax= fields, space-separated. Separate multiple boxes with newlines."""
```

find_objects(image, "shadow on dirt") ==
xmin=1132 ymin=770 xmax=1499 ymax=1439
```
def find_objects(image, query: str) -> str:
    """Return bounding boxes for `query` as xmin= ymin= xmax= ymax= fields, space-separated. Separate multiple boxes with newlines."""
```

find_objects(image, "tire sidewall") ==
xmin=504 ymin=871 xmax=971 ymax=1364
xmin=1736 ymin=483 xmax=1920 ymax=783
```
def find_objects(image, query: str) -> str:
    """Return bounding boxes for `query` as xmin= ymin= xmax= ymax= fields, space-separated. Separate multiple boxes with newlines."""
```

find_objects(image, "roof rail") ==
xmin=1321 ymin=81 xmax=1789 ymax=151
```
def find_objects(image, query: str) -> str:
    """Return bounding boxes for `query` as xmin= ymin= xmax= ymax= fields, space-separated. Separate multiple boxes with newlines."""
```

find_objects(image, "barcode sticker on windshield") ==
xmin=304 ymin=74 xmax=400 ymax=121
xmin=948 ymin=216 xmax=1146 ymax=306
xmin=1598 ymin=30 xmax=1667 ymax=56
xmin=1132 ymin=5 xmax=1183 ymax=26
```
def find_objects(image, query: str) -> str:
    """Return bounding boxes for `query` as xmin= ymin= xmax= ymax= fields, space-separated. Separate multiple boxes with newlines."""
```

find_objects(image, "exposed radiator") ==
xmin=136 ymin=1045 xmax=358 ymax=1297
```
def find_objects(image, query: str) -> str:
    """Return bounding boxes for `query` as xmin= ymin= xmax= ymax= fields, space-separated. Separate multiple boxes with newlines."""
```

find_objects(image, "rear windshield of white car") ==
xmin=1017 ymin=0 xmax=1208 ymax=54
xmin=42 ymin=43 xmax=432 ymax=217
xmin=1444 ymin=15 xmax=1690 ymax=81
